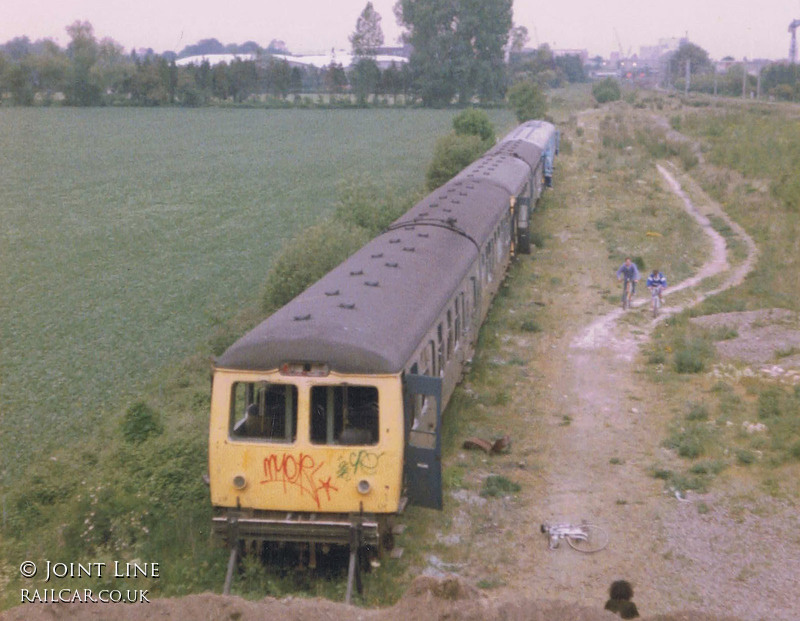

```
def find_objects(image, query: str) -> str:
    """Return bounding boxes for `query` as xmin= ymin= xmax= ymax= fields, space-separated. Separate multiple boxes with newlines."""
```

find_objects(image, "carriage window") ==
xmin=454 ymin=297 xmax=462 ymax=345
xmin=446 ymin=310 xmax=453 ymax=358
xmin=437 ymin=324 xmax=444 ymax=374
xmin=310 ymin=385 xmax=379 ymax=445
xmin=230 ymin=381 xmax=298 ymax=442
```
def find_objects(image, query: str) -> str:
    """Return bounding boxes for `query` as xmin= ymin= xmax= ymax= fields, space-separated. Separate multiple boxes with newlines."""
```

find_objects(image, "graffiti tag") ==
xmin=260 ymin=453 xmax=338 ymax=509
xmin=336 ymin=450 xmax=385 ymax=481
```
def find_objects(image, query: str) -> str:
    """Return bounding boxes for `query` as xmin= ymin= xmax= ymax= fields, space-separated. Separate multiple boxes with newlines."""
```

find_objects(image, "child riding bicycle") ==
xmin=646 ymin=269 xmax=667 ymax=312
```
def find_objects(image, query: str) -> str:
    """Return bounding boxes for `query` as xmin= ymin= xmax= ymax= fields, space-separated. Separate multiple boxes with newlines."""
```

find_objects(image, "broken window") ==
xmin=230 ymin=381 xmax=298 ymax=442
xmin=310 ymin=385 xmax=379 ymax=445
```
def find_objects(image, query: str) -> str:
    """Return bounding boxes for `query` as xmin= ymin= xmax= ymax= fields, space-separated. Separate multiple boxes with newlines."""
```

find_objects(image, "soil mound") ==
xmin=0 ymin=576 xmax=748 ymax=621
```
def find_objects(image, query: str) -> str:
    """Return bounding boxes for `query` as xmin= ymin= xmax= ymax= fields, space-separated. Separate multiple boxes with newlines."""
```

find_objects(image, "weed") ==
xmin=121 ymin=402 xmax=163 ymax=444
xmin=646 ymin=348 xmax=667 ymax=365
xmin=520 ymin=319 xmax=542 ymax=333
xmin=689 ymin=460 xmax=726 ymax=475
xmin=442 ymin=465 xmax=467 ymax=491
xmin=757 ymin=388 xmax=785 ymax=419
xmin=480 ymin=475 xmax=521 ymax=498
xmin=775 ymin=346 xmax=800 ymax=359
xmin=709 ymin=325 xmax=739 ymax=341
xmin=651 ymin=467 xmax=673 ymax=480
xmin=477 ymin=578 xmax=506 ymax=589
xmin=686 ymin=402 xmax=710 ymax=421
xmin=673 ymin=337 xmax=713 ymax=374
xmin=736 ymin=449 xmax=757 ymax=465
xmin=663 ymin=422 xmax=713 ymax=459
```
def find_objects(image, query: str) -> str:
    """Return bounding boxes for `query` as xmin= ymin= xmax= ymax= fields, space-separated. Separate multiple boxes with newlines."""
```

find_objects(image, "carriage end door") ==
xmin=402 ymin=374 xmax=443 ymax=510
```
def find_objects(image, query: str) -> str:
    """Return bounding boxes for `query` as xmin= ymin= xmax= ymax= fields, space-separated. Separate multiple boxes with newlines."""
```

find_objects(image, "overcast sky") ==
xmin=2 ymin=0 xmax=799 ymax=61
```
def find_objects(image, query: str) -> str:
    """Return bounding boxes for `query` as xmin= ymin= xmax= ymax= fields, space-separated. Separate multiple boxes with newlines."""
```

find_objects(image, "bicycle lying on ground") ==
xmin=540 ymin=522 xmax=609 ymax=553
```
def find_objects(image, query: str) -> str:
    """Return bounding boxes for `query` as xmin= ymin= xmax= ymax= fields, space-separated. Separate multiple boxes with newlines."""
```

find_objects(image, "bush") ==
xmin=592 ymin=78 xmax=621 ymax=104
xmin=121 ymin=402 xmax=163 ymax=444
xmin=452 ymin=108 xmax=495 ymax=143
xmin=507 ymin=81 xmax=548 ymax=122
xmin=426 ymin=133 xmax=487 ymax=190
xmin=262 ymin=221 xmax=371 ymax=310
xmin=673 ymin=337 xmax=713 ymax=374
xmin=333 ymin=177 xmax=412 ymax=235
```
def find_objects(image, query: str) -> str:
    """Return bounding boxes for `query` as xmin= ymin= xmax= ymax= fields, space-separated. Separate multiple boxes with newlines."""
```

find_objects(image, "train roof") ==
xmin=499 ymin=120 xmax=557 ymax=150
xmin=485 ymin=139 xmax=543 ymax=171
xmin=451 ymin=152 xmax=533 ymax=196
xmin=216 ymin=178 xmax=512 ymax=375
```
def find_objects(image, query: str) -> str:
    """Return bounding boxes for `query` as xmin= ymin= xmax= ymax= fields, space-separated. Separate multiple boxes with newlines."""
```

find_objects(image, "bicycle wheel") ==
xmin=566 ymin=524 xmax=608 ymax=553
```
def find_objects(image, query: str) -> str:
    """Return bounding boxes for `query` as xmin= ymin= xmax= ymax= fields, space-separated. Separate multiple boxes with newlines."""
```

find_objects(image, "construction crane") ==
xmin=790 ymin=19 xmax=800 ymax=63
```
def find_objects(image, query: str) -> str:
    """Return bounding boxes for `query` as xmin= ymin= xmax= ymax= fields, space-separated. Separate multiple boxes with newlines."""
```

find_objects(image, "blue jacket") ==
xmin=647 ymin=272 xmax=667 ymax=288
xmin=616 ymin=263 xmax=639 ymax=281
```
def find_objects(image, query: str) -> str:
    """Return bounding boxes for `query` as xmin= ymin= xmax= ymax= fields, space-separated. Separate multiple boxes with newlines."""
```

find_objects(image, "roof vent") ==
xmin=364 ymin=281 xmax=379 ymax=287
xmin=325 ymin=290 xmax=340 ymax=296
xmin=402 ymin=247 xmax=415 ymax=252
xmin=385 ymin=262 xmax=399 ymax=268
xmin=293 ymin=314 xmax=311 ymax=321
xmin=350 ymin=269 xmax=364 ymax=276
xmin=371 ymin=253 xmax=383 ymax=259
xmin=339 ymin=303 xmax=355 ymax=310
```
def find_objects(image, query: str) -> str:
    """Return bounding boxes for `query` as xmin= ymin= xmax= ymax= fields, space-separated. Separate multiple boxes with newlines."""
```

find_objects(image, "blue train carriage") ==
xmin=499 ymin=119 xmax=560 ymax=187
xmin=207 ymin=121 xmax=557 ymax=580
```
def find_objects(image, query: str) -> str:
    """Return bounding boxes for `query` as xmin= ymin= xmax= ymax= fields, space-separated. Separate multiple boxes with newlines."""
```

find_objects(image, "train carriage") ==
xmin=208 ymin=120 xmax=558 ymax=590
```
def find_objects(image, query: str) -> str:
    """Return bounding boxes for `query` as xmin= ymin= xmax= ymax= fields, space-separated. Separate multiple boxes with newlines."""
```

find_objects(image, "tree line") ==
xmin=0 ymin=1 xmax=589 ymax=108
xmin=0 ymin=21 xmax=422 ymax=106
xmin=663 ymin=42 xmax=800 ymax=101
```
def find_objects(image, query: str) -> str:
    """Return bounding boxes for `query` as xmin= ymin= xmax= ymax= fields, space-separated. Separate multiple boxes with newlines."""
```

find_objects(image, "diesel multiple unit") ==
xmin=208 ymin=120 xmax=559 ymax=577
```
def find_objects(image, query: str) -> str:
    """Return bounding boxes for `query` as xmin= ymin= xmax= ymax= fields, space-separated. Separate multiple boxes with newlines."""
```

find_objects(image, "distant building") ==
xmin=176 ymin=47 xmax=409 ymax=70
xmin=271 ymin=49 xmax=409 ymax=70
xmin=552 ymin=49 xmax=589 ymax=64
xmin=175 ymin=53 xmax=256 ymax=67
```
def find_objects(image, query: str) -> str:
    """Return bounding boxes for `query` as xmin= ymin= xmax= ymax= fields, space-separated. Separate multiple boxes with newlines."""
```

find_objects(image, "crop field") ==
xmin=0 ymin=107 xmax=515 ymax=479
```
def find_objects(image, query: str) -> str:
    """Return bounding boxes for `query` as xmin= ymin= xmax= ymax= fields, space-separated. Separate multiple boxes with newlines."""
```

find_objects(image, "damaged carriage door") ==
xmin=402 ymin=373 xmax=443 ymax=510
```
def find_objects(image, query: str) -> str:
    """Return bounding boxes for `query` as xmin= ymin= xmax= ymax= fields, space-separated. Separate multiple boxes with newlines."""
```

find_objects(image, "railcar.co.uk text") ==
xmin=18 ymin=560 xmax=157 ymax=604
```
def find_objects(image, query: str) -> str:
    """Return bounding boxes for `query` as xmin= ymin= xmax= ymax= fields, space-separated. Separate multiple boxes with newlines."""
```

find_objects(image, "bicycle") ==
xmin=649 ymin=285 xmax=663 ymax=318
xmin=540 ymin=522 xmax=609 ymax=553
xmin=621 ymin=278 xmax=634 ymax=310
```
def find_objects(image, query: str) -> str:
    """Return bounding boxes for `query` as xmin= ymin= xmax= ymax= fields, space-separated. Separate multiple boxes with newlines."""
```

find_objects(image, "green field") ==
xmin=0 ymin=107 xmax=515 ymax=478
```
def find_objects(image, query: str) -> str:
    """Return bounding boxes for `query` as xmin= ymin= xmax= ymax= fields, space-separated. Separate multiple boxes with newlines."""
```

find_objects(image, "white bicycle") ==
xmin=540 ymin=522 xmax=609 ymax=553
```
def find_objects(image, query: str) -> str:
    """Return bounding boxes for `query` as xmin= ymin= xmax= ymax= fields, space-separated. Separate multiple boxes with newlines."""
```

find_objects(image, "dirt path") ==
xmin=463 ymin=113 xmax=800 ymax=621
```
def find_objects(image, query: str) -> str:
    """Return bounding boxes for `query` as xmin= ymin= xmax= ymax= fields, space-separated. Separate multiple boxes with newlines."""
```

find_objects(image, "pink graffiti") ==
xmin=260 ymin=453 xmax=337 ymax=509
